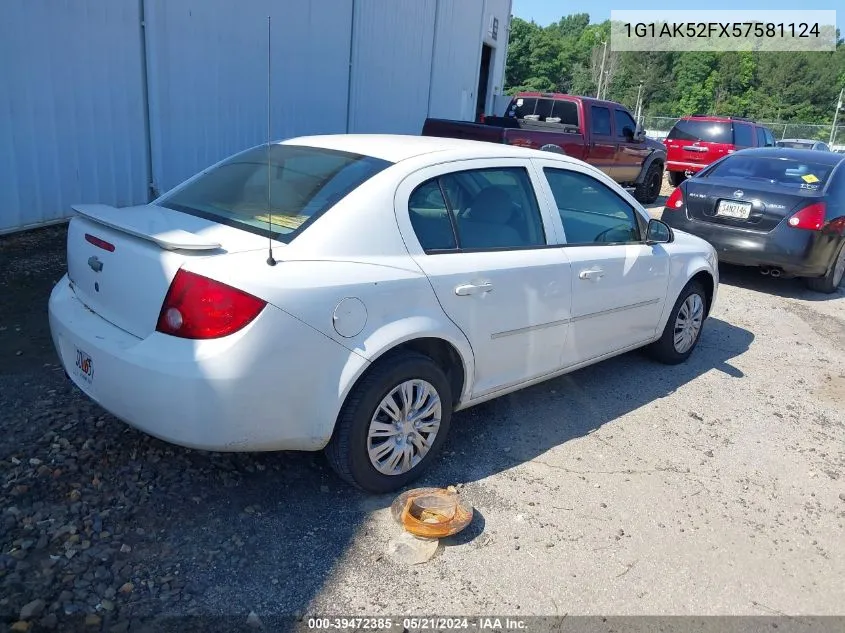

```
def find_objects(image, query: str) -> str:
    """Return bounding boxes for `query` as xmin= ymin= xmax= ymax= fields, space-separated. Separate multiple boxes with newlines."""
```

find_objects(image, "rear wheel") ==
xmin=634 ymin=161 xmax=664 ymax=204
xmin=668 ymin=171 xmax=686 ymax=187
xmin=805 ymin=241 xmax=845 ymax=294
xmin=647 ymin=281 xmax=707 ymax=365
xmin=325 ymin=352 xmax=453 ymax=493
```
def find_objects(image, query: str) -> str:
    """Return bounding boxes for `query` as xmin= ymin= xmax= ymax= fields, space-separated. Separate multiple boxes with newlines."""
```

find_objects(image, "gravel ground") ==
xmin=1 ymin=222 xmax=844 ymax=632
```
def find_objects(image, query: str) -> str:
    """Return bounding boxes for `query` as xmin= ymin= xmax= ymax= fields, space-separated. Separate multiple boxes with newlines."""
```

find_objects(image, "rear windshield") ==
xmin=776 ymin=141 xmax=815 ymax=149
xmin=506 ymin=97 xmax=579 ymax=125
xmin=667 ymin=120 xmax=732 ymax=144
xmin=703 ymin=155 xmax=834 ymax=190
xmin=158 ymin=144 xmax=391 ymax=242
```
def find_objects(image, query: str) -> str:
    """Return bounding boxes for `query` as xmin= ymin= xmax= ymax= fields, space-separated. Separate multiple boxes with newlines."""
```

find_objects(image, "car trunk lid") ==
xmin=682 ymin=179 xmax=820 ymax=232
xmin=66 ymin=204 xmax=272 ymax=339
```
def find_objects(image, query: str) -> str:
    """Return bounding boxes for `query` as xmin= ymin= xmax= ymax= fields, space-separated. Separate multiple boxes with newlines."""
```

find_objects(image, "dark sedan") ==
xmin=661 ymin=148 xmax=845 ymax=293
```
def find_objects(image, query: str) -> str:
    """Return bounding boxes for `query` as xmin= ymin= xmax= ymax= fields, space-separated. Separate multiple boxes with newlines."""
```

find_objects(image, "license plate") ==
xmin=73 ymin=347 xmax=94 ymax=385
xmin=716 ymin=200 xmax=752 ymax=219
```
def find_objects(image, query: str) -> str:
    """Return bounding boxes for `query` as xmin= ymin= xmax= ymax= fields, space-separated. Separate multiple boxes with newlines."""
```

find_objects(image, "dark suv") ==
xmin=664 ymin=115 xmax=776 ymax=186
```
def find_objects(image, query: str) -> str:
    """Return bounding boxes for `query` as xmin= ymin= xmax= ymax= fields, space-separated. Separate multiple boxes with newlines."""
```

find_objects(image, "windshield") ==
xmin=703 ymin=155 xmax=833 ymax=190
xmin=158 ymin=144 xmax=392 ymax=243
xmin=667 ymin=120 xmax=732 ymax=143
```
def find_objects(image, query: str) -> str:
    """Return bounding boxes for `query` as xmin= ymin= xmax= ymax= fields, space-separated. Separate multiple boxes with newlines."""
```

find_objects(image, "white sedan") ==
xmin=49 ymin=135 xmax=719 ymax=492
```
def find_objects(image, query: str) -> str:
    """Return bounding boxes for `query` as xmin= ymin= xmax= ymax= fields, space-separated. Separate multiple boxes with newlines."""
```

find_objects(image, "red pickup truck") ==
xmin=422 ymin=92 xmax=667 ymax=204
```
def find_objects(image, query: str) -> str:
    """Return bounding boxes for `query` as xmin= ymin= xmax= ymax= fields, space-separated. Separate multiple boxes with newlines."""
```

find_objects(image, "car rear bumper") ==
xmin=662 ymin=213 xmax=838 ymax=276
xmin=48 ymin=276 xmax=367 ymax=452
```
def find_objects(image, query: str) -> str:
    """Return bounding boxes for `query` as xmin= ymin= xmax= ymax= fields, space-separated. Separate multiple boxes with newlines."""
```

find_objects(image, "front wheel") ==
xmin=646 ymin=281 xmax=707 ymax=365
xmin=634 ymin=162 xmax=664 ymax=204
xmin=805 ymin=241 xmax=845 ymax=294
xmin=325 ymin=352 xmax=453 ymax=493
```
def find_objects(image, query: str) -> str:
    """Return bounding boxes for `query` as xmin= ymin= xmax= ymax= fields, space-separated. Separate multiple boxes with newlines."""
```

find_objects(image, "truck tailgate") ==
xmin=421 ymin=118 xmax=506 ymax=144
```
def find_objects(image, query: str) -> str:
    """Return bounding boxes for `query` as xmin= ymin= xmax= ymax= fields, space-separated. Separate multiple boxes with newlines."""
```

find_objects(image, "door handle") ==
xmin=455 ymin=282 xmax=494 ymax=296
xmin=579 ymin=268 xmax=604 ymax=280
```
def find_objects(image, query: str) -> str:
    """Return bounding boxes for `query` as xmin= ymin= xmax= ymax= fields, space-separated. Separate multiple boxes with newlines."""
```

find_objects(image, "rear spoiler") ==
xmin=71 ymin=204 xmax=221 ymax=251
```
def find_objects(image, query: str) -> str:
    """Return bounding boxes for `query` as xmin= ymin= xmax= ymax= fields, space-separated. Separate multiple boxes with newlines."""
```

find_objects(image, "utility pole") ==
xmin=830 ymin=86 xmax=843 ymax=146
xmin=634 ymin=82 xmax=644 ymax=125
xmin=596 ymin=40 xmax=608 ymax=99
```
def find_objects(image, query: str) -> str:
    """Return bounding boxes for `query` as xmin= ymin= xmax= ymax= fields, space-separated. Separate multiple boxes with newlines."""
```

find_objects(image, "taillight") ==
xmin=156 ymin=270 xmax=266 ymax=339
xmin=85 ymin=233 xmax=115 ymax=252
xmin=665 ymin=187 xmax=684 ymax=210
xmin=787 ymin=202 xmax=826 ymax=231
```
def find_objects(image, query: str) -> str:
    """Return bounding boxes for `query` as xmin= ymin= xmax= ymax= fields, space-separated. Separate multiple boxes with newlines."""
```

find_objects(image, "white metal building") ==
xmin=0 ymin=0 xmax=511 ymax=234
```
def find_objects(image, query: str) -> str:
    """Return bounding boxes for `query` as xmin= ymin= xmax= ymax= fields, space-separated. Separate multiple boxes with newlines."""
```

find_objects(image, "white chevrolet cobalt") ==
xmin=49 ymin=135 xmax=719 ymax=492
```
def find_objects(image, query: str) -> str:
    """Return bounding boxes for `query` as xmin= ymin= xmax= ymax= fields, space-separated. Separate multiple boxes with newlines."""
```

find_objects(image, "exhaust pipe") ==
xmin=769 ymin=268 xmax=782 ymax=278
xmin=760 ymin=267 xmax=770 ymax=275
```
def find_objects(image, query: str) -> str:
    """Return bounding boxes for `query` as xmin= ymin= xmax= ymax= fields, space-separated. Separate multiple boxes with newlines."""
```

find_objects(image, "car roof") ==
xmin=514 ymin=92 xmax=622 ymax=109
xmin=778 ymin=138 xmax=819 ymax=144
xmin=738 ymin=147 xmax=845 ymax=165
xmin=678 ymin=115 xmax=761 ymax=125
xmin=281 ymin=133 xmax=580 ymax=164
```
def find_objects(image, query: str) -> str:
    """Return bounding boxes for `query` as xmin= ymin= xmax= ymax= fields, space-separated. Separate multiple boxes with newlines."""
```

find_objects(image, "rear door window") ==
xmin=590 ymin=106 xmax=612 ymax=136
xmin=667 ymin=120 xmax=732 ymax=143
xmin=733 ymin=123 xmax=754 ymax=148
xmin=408 ymin=181 xmax=458 ymax=252
xmin=755 ymin=127 xmax=767 ymax=147
xmin=412 ymin=167 xmax=547 ymax=251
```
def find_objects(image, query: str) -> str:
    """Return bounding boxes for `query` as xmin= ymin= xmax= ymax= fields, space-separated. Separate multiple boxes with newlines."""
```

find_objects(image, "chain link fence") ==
xmin=640 ymin=115 xmax=845 ymax=150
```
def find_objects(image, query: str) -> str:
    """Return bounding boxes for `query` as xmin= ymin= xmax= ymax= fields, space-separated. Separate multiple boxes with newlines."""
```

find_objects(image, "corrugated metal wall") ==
xmin=427 ymin=0 xmax=486 ymax=121
xmin=347 ymin=0 xmax=437 ymax=134
xmin=0 ymin=0 xmax=149 ymax=234
xmin=0 ymin=0 xmax=510 ymax=233
xmin=143 ymin=0 xmax=353 ymax=194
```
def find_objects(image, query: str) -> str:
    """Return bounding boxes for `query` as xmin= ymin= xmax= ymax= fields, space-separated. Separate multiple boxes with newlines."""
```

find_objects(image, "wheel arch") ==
xmin=656 ymin=262 xmax=718 ymax=335
xmin=689 ymin=269 xmax=716 ymax=317
xmin=336 ymin=318 xmax=475 ymax=423
xmin=634 ymin=150 xmax=666 ymax=184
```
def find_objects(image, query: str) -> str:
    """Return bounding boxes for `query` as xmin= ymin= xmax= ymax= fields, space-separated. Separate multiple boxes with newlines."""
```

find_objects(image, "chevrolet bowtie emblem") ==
xmin=88 ymin=256 xmax=103 ymax=272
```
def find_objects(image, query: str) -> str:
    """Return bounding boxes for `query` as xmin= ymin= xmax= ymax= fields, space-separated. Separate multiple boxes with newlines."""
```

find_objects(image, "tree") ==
xmin=503 ymin=13 xmax=844 ymax=127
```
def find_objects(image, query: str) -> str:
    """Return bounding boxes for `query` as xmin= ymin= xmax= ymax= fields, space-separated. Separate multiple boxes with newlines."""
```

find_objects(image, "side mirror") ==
xmin=634 ymin=125 xmax=646 ymax=142
xmin=646 ymin=218 xmax=673 ymax=245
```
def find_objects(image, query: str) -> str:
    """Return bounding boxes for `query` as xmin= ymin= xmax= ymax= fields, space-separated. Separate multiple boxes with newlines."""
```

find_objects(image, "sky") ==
xmin=511 ymin=1 xmax=844 ymax=33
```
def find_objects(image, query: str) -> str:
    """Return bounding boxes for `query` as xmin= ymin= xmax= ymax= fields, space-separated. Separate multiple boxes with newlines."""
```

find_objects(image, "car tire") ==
xmin=668 ymin=171 xmax=686 ymax=187
xmin=634 ymin=161 xmax=664 ymax=204
xmin=646 ymin=281 xmax=707 ymax=365
xmin=325 ymin=351 xmax=453 ymax=493
xmin=805 ymin=241 xmax=845 ymax=294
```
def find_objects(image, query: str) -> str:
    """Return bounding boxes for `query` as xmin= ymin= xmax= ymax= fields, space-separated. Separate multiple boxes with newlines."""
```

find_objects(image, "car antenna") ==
xmin=265 ymin=14 xmax=277 ymax=267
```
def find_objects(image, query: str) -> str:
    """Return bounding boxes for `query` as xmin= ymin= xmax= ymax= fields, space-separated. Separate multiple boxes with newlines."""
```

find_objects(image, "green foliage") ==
xmin=504 ymin=15 xmax=845 ymax=125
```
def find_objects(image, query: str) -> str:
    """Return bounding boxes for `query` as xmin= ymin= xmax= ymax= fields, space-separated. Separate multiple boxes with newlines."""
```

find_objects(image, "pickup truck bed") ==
xmin=421 ymin=92 xmax=667 ymax=204
xmin=424 ymin=117 xmax=588 ymax=160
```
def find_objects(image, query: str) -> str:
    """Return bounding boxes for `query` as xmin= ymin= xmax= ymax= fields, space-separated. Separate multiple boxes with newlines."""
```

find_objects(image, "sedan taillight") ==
xmin=156 ymin=270 xmax=266 ymax=339
xmin=665 ymin=187 xmax=684 ymax=210
xmin=787 ymin=202 xmax=826 ymax=231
